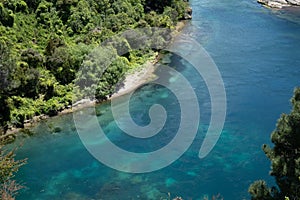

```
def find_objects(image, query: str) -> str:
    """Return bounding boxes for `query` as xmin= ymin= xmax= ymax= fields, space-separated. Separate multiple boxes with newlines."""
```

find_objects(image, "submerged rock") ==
xmin=258 ymin=0 xmax=300 ymax=8
xmin=53 ymin=126 xmax=62 ymax=133
xmin=20 ymin=128 xmax=34 ymax=136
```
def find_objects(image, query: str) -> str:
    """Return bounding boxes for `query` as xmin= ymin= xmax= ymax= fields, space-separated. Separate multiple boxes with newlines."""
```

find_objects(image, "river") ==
xmin=14 ymin=0 xmax=300 ymax=199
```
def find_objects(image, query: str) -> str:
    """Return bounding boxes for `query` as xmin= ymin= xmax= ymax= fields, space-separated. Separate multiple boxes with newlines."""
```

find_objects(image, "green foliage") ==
xmin=0 ymin=146 xmax=26 ymax=182
xmin=144 ymin=0 xmax=187 ymax=16
xmin=3 ymin=0 xmax=29 ymax=14
xmin=13 ymin=61 xmax=40 ymax=98
xmin=0 ymin=145 xmax=26 ymax=199
xmin=0 ymin=0 xmax=188 ymax=131
xmin=21 ymin=48 xmax=43 ymax=68
xmin=248 ymin=180 xmax=274 ymax=200
xmin=144 ymin=0 xmax=172 ymax=13
xmin=0 ymin=3 xmax=14 ymax=27
xmin=249 ymin=88 xmax=300 ymax=200
xmin=67 ymin=0 xmax=94 ymax=34
xmin=0 ymin=41 xmax=17 ymax=93
xmin=95 ymin=56 xmax=129 ymax=100
xmin=36 ymin=0 xmax=54 ymax=27
xmin=75 ymin=46 xmax=117 ymax=98
xmin=48 ymin=43 xmax=92 ymax=84
xmin=9 ymin=96 xmax=36 ymax=127
xmin=55 ymin=0 xmax=78 ymax=22
xmin=23 ymin=0 xmax=41 ymax=12
xmin=0 ymin=41 xmax=15 ymax=131
xmin=171 ymin=0 xmax=187 ymax=19
xmin=145 ymin=11 xmax=173 ymax=28
xmin=45 ymin=36 xmax=65 ymax=56
xmin=0 ymin=2 xmax=189 ymax=199
xmin=104 ymin=36 xmax=131 ymax=56
xmin=0 ymin=96 xmax=11 ymax=131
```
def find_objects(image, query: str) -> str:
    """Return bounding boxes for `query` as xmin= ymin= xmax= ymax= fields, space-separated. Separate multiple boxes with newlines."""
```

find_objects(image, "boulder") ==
xmin=258 ymin=0 xmax=300 ymax=8
xmin=287 ymin=0 xmax=300 ymax=5
xmin=184 ymin=7 xmax=192 ymax=20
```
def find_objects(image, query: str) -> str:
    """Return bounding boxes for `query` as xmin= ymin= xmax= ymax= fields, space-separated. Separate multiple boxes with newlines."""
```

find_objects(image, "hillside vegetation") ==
xmin=0 ymin=0 xmax=189 ymax=133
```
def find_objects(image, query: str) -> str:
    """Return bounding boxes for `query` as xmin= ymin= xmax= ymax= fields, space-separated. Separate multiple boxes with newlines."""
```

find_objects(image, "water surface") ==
xmin=14 ymin=0 xmax=300 ymax=199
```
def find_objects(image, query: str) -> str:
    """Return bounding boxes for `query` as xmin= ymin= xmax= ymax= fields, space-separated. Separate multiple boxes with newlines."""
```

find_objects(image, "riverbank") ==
xmin=110 ymin=60 xmax=159 ymax=99
xmin=0 ymin=20 xmax=190 ymax=143
xmin=0 ymin=57 xmax=159 ymax=142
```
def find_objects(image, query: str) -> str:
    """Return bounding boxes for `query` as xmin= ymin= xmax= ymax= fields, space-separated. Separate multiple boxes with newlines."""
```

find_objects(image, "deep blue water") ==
xmin=13 ymin=0 xmax=300 ymax=199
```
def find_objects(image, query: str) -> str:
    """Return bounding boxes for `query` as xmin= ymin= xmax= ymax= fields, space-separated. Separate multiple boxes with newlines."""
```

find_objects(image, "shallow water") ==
xmin=14 ymin=0 xmax=300 ymax=199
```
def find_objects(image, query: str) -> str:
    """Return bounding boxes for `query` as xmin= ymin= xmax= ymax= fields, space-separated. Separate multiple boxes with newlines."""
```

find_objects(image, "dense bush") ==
xmin=0 ymin=3 xmax=14 ymax=27
xmin=0 ymin=0 xmax=189 ymax=131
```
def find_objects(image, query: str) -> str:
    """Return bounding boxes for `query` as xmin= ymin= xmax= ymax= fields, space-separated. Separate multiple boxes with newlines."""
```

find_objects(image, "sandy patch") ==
xmin=110 ymin=61 xmax=158 ymax=99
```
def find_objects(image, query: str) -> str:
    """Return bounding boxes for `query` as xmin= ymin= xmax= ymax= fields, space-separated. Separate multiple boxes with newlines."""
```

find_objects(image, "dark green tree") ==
xmin=74 ymin=45 xmax=118 ymax=98
xmin=67 ymin=0 xmax=94 ymax=34
xmin=35 ymin=0 xmax=54 ymax=26
xmin=0 ymin=3 xmax=14 ymax=27
xmin=95 ymin=56 xmax=129 ymax=100
xmin=249 ymin=88 xmax=300 ymax=200
xmin=55 ymin=0 xmax=78 ymax=22
xmin=144 ymin=0 xmax=172 ymax=13
xmin=2 ymin=0 xmax=29 ymax=14
xmin=23 ymin=0 xmax=41 ymax=12
xmin=0 ymin=41 xmax=16 ymax=132
xmin=21 ymin=48 xmax=43 ymax=68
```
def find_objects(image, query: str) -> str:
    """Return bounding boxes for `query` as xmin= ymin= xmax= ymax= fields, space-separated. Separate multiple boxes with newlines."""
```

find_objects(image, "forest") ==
xmin=0 ymin=0 xmax=190 ymax=133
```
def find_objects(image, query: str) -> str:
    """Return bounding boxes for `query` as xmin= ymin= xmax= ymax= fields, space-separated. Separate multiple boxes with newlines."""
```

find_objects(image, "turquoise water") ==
xmin=13 ymin=0 xmax=300 ymax=199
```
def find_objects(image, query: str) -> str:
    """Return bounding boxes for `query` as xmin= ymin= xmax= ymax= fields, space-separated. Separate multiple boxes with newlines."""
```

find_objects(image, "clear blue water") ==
xmin=13 ymin=0 xmax=300 ymax=199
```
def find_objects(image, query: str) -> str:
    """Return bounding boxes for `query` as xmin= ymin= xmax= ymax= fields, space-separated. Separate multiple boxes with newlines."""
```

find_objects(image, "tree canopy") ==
xmin=249 ymin=88 xmax=300 ymax=200
xmin=0 ymin=0 xmax=189 ymax=132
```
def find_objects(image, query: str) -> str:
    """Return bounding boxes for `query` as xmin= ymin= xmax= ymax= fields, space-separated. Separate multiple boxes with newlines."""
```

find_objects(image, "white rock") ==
xmin=287 ymin=0 xmax=300 ymax=5
xmin=258 ymin=0 xmax=300 ymax=8
xmin=274 ymin=0 xmax=288 ymax=4
xmin=268 ymin=1 xmax=284 ymax=8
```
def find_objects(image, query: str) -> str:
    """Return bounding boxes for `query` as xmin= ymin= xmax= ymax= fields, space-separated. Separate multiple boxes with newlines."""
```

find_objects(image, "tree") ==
xmin=249 ymin=88 xmax=300 ymax=200
xmin=0 ymin=0 xmax=189 ymax=130
xmin=23 ymin=0 xmax=41 ymax=12
xmin=74 ymin=45 xmax=118 ymax=98
xmin=0 ymin=41 xmax=16 ymax=131
xmin=144 ymin=0 xmax=172 ymax=13
xmin=67 ymin=0 xmax=94 ymax=34
xmin=46 ymin=43 xmax=91 ymax=84
xmin=55 ymin=0 xmax=78 ymax=23
xmin=2 ymin=0 xmax=29 ymax=14
xmin=0 ymin=146 xmax=27 ymax=200
xmin=95 ymin=56 xmax=129 ymax=100
xmin=21 ymin=48 xmax=43 ymax=68
xmin=36 ymin=0 xmax=61 ymax=29
xmin=0 ymin=3 xmax=14 ymax=27
xmin=12 ymin=61 xmax=40 ymax=98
